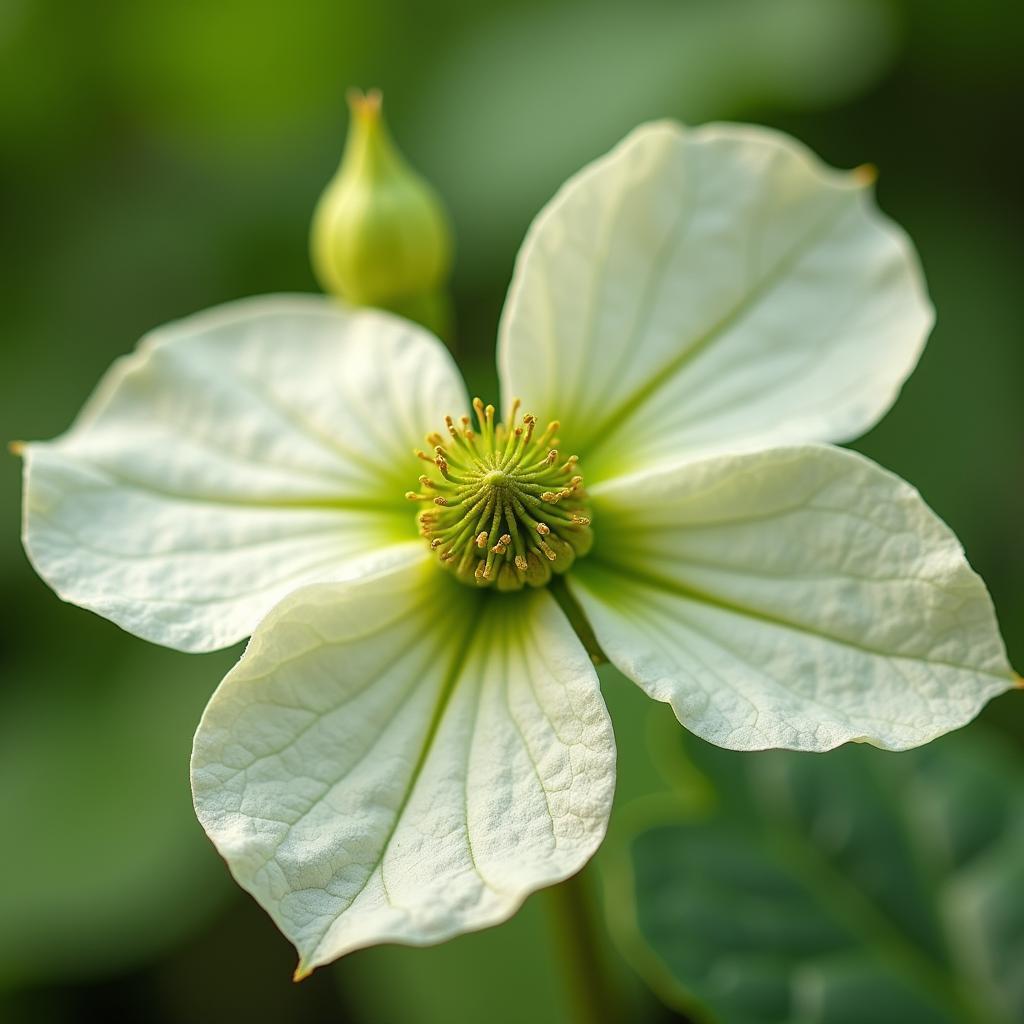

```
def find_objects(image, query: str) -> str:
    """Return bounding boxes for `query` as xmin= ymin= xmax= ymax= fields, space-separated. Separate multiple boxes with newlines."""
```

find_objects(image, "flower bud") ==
xmin=310 ymin=89 xmax=453 ymax=337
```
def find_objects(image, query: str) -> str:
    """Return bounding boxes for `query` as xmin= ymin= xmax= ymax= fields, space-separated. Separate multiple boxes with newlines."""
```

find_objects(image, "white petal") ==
xmin=190 ymin=561 xmax=616 ymax=975
xmin=22 ymin=295 xmax=468 ymax=651
xmin=568 ymin=445 xmax=1014 ymax=752
xmin=498 ymin=122 xmax=933 ymax=479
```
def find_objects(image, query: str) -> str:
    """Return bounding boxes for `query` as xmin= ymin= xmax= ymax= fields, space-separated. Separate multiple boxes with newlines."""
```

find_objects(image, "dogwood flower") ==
xmin=21 ymin=122 xmax=1015 ymax=978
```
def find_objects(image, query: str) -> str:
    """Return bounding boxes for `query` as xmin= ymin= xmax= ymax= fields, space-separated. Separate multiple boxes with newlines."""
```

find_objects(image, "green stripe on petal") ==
xmin=22 ymin=294 xmax=469 ymax=651
xmin=190 ymin=560 xmax=615 ymax=976
xmin=568 ymin=444 xmax=1014 ymax=752
xmin=498 ymin=122 xmax=932 ymax=482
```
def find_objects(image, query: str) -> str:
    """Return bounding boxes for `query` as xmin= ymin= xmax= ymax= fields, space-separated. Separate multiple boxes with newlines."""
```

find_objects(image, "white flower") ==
xmin=21 ymin=123 xmax=1016 ymax=977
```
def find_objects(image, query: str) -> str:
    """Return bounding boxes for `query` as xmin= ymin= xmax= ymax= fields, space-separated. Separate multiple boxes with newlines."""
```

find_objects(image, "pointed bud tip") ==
xmin=346 ymin=87 xmax=383 ymax=121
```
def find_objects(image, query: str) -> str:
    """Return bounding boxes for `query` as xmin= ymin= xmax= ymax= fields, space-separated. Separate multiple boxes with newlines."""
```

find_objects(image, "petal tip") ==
xmin=852 ymin=162 xmax=878 ymax=187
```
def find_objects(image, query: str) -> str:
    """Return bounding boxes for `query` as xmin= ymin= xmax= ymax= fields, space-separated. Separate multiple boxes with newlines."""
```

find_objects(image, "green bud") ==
xmin=310 ymin=89 xmax=453 ymax=338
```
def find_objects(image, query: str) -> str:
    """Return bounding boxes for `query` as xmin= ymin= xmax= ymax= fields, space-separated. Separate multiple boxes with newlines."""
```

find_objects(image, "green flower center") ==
xmin=407 ymin=399 xmax=593 ymax=590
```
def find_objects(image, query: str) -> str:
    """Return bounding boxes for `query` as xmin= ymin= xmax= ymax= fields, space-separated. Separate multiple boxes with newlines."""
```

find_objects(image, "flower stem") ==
xmin=549 ymin=576 xmax=607 ymax=665
xmin=544 ymin=867 xmax=625 ymax=1024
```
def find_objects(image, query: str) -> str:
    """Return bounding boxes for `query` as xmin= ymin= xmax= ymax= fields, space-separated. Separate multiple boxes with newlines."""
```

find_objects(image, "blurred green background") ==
xmin=1 ymin=0 xmax=1021 ymax=1021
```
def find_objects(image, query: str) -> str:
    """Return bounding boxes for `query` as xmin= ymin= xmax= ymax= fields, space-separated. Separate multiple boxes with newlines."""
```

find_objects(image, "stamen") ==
xmin=409 ymin=398 xmax=593 ymax=590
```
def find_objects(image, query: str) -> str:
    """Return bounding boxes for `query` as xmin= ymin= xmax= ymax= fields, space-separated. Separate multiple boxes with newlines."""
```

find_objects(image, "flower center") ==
xmin=407 ymin=399 xmax=593 ymax=590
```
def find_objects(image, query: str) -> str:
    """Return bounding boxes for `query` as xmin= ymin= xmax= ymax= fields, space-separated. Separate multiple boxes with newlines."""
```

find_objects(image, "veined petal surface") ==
xmin=568 ymin=445 xmax=1014 ymax=752
xmin=498 ymin=122 xmax=933 ymax=480
xmin=191 ymin=561 xmax=615 ymax=975
xmin=22 ymin=295 xmax=468 ymax=652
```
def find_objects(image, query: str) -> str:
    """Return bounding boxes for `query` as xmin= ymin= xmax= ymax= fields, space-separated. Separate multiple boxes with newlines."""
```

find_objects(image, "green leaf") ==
xmin=612 ymin=727 xmax=1024 ymax=1023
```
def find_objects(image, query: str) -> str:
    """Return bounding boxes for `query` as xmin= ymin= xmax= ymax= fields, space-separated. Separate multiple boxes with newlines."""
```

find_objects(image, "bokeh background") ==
xmin=2 ymin=1 xmax=1021 ymax=1021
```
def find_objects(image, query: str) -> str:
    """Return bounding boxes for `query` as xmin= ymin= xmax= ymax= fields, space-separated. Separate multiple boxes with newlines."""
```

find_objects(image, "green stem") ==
xmin=549 ymin=576 xmax=607 ymax=665
xmin=544 ymin=868 xmax=625 ymax=1024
